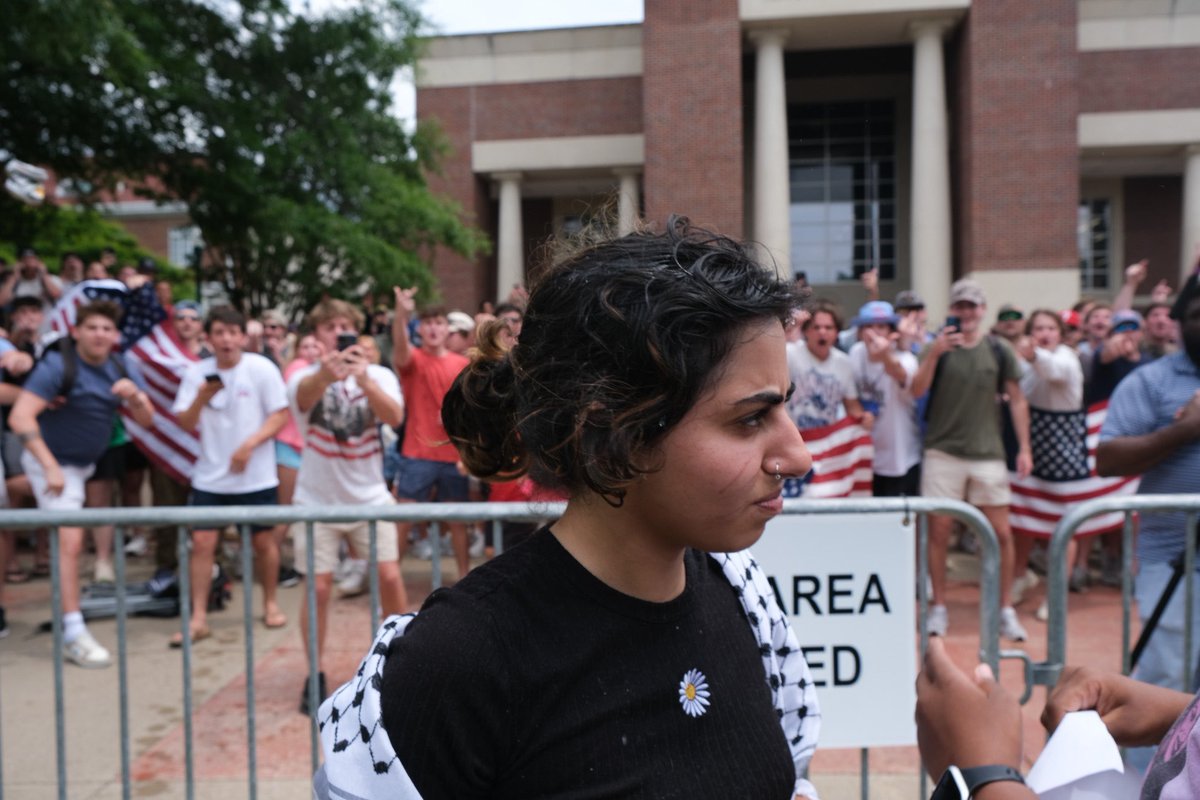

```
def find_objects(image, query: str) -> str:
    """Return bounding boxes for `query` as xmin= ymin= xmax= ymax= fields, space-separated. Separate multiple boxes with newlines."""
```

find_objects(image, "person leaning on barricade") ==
xmin=8 ymin=300 xmax=153 ymax=668
xmin=287 ymin=298 xmax=407 ymax=715
xmin=1095 ymin=268 xmax=1200 ymax=771
xmin=314 ymin=216 xmax=822 ymax=800
xmin=916 ymin=637 xmax=1200 ymax=798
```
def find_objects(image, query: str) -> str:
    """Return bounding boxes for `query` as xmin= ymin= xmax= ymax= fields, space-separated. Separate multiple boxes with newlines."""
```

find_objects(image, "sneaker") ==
xmin=1010 ymin=570 xmax=1039 ymax=605
xmin=1036 ymin=600 xmax=1049 ymax=622
xmin=64 ymin=630 xmax=112 ymax=668
xmin=336 ymin=560 xmax=367 ymax=598
xmin=926 ymin=604 xmax=949 ymax=637
xmin=469 ymin=531 xmax=486 ymax=559
xmin=278 ymin=566 xmax=301 ymax=589
xmin=1069 ymin=566 xmax=1090 ymax=594
xmin=1000 ymin=607 xmax=1028 ymax=642
xmin=93 ymin=560 xmax=116 ymax=585
xmin=299 ymin=671 xmax=328 ymax=716
xmin=124 ymin=534 xmax=148 ymax=557
xmin=0 ymin=607 xmax=8 ymax=639
xmin=410 ymin=537 xmax=433 ymax=560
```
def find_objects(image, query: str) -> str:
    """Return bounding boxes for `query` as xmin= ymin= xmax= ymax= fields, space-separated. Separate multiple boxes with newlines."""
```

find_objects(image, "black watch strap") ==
xmin=960 ymin=764 xmax=1024 ymax=796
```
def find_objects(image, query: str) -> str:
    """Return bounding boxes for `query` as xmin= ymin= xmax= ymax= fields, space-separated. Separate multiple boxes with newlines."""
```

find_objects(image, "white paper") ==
xmin=1026 ymin=711 xmax=1141 ymax=799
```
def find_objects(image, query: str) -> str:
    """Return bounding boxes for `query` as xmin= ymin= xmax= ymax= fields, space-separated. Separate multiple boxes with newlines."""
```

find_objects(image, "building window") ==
xmin=788 ymin=100 xmax=896 ymax=284
xmin=168 ymin=225 xmax=203 ymax=268
xmin=1078 ymin=199 xmax=1110 ymax=291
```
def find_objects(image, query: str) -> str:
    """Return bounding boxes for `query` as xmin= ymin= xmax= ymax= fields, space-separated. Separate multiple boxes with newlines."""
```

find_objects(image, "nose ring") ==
xmin=774 ymin=462 xmax=782 ymax=482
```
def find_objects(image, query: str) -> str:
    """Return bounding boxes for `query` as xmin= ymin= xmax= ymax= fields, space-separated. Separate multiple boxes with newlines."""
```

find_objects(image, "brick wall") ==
xmin=1124 ymin=175 xmax=1182 ymax=288
xmin=953 ymin=1 xmax=1079 ymax=275
xmin=473 ymin=78 xmax=642 ymax=140
xmin=642 ymin=0 xmax=744 ymax=236
xmin=416 ymin=86 xmax=489 ymax=309
xmin=1080 ymin=48 xmax=1200 ymax=113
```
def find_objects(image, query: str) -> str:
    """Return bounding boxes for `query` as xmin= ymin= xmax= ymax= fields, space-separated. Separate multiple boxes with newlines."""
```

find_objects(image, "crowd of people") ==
xmin=786 ymin=258 xmax=1188 ymax=645
xmin=3 ymin=225 xmax=1200 ymax=796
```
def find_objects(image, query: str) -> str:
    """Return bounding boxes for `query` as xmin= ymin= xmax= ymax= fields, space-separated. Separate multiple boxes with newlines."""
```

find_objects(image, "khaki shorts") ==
xmin=920 ymin=449 xmax=1011 ymax=507
xmin=291 ymin=517 xmax=400 ymax=576
xmin=21 ymin=451 xmax=93 ymax=512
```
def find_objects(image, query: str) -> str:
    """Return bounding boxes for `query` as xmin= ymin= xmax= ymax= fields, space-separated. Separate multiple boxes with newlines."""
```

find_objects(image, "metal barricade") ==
xmin=1034 ymin=494 xmax=1200 ymax=694
xmin=0 ymin=497 xmax=1004 ymax=800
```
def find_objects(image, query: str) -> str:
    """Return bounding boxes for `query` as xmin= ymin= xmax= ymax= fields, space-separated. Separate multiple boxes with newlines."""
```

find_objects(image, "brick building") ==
xmin=416 ymin=0 xmax=1200 ymax=320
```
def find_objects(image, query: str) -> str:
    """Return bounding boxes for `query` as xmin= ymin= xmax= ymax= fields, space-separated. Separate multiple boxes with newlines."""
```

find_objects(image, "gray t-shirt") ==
xmin=920 ymin=336 xmax=1021 ymax=460
xmin=23 ymin=349 xmax=126 ymax=466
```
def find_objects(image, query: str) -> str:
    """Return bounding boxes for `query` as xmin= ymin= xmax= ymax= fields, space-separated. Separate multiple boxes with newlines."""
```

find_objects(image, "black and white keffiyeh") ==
xmin=312 ymin=549 xmax=822 ymax=800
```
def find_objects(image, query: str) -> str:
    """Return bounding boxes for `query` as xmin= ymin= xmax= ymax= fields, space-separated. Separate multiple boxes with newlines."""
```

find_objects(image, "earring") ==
xmin=774 ymin=462 xmax=782 ymax=482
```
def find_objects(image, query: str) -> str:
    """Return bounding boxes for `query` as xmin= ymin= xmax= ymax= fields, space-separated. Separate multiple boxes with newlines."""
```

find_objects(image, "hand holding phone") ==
xmin=944 ymin=315 xmax=961 ymax=332
xmin=205 ymin=373 xmax=223 ymax=386
xmin=336 ymin=332 xmax=358 ymax=352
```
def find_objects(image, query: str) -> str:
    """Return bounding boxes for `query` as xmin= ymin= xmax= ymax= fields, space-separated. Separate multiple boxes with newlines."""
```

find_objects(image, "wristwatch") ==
xmin=931 ymin=765 xmax=1024 ymax=799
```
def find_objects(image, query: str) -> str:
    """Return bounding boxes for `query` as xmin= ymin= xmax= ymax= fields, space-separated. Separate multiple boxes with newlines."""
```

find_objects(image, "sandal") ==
xmin=168 ymin=626 xmax=212 ymax=648
xmin=263 ymin=610 xmax=287 ymax=629
xmin=5 ymin=565 xmax=30 ymax=584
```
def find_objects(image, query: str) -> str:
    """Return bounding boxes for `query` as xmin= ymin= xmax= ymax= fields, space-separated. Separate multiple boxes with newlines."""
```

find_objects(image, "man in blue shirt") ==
xmin=8 ymin=301 xmax=153 ymax=668
xmin=1098 ymin=275 xmax=1200 ymax=757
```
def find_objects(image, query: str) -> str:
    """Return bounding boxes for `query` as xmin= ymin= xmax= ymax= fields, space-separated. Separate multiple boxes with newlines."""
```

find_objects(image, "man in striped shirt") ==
xmin=289 ymin=298 xmax=407 ymax=714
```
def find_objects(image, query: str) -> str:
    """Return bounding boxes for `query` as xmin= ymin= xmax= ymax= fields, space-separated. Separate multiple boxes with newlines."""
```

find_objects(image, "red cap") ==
xmin=1060 ymin=310 xmax=1081 ymax=329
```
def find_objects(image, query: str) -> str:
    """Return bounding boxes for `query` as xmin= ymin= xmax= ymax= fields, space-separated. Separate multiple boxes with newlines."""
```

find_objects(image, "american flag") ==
xmin=783 ymin=416 xmax=874 ymax=499
xmin=47 ymin=279 xmax=164 ymax=346
xmin=46 ymin=280 xmax=198 ymax=483
xmin=1009 ymin=401 xmax=1140 ymax=538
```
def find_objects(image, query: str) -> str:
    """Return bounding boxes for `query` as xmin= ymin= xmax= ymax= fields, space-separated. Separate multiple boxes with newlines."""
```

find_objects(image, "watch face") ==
xmin=931 ymin=766 xmax=968 ymax=800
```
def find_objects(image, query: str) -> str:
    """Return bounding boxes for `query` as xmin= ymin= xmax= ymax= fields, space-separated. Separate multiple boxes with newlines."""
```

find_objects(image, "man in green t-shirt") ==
xmin=910 ymin=279 xmax=1033 ymax=642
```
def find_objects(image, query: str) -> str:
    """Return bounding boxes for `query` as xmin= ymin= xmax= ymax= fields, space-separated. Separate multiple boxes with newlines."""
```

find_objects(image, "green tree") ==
xmin=2 ymin=0 xmax=485 ymax=316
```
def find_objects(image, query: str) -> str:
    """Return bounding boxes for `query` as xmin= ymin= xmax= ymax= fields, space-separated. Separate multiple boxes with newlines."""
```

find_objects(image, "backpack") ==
xmin=923 ymin=335 xmax=1018 ymax=468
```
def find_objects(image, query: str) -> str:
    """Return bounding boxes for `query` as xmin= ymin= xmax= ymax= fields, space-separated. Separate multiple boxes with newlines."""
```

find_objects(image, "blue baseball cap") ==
xmin=850 ymin=300 xmax=900 ymax=328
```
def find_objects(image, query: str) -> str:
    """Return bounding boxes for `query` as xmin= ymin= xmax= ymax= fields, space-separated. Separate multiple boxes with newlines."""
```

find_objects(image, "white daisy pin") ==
xmin=678 ymin=668 xmax=711 ymax=718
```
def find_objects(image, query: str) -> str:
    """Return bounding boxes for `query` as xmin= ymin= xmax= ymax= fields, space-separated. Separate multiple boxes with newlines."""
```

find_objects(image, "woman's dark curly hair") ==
xmin=442 ymin=215 xmax=800 ymax=505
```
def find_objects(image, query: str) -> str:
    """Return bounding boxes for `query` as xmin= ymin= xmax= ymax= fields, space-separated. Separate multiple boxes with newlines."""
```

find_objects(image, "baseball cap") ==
xmin=1111 ymin=310 xmax=1143 ymax=334
xmin=17 ymin=246 xmax=36 ymax=258
xmin=949 ymin=279 xmax=986 ymax=307
xmin=893 ymin=290 xmax=925 ymax=311
xmin=137 ymin=256 xmax=158 ymax=274
xmin=1059 ymin=310 xmax=1081 ymax=329
xmin=174 ymin=300 xmax=202 ymax=316
xmin=850 ymin=300 xmax=900 ymax=328
xmin=997 ymin=304 xmax=1023 ymax=322
xmin=447 ymin=310 xmax=475 ymax=334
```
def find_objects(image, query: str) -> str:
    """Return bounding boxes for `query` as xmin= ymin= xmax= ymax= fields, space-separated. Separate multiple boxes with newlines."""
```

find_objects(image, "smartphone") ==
xmin=944 ymin=315 xmax=960 ymax=332
xmin=205 ymin=373 xmax=222 ymax=384
xmin=336 ymin=332 xmax=358 ymax=351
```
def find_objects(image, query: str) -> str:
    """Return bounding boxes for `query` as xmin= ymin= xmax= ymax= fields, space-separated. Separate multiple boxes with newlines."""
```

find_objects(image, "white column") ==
xmin=495 ymin=171 xmax=524 ymax=298
xmin=1183 ymin=144 xmax=1200 ymax=280
xmin=615 ymin=169 xmax=640 ymax=235
xmin=750 ymin=29 xmax=791 ymax=276
xmin=909 ymin=20 xmax=953 ymax=318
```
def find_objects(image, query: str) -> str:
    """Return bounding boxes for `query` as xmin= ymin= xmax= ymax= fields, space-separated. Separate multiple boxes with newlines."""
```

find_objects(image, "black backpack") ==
xmin=37 ymin=335 xmax=128 ymax=402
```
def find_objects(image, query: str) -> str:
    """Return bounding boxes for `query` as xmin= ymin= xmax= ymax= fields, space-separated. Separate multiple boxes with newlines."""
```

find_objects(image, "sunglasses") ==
xmin=176 ymin=314 xmax=200 ymax=322
xmin=997 ymin=311 xmax=1023 ymax=322
xmin=264 ymin=323 xmax=285 ymax=330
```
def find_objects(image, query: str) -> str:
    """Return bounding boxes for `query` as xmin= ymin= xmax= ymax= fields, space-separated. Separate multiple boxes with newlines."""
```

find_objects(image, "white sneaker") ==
xmin=64 ymin=630 xmax=112 ymax=669
xmin=1010 ymin=570 xmax=1039 ymax=605
xmin=469 ymin=531 xmax=486 ymax=559
xmin=93 ymin=560 xmax=116 ymax=585
xmin=926 ymin=604 xmax=948 ymax=637
xmin=410 ymin=538 xmax=433 ymax=560
xmin=336 ymin=560 xmax=367 ymax=598
xmin=1000 ymin=607 xmax=1028 ymax=642
xmin=1036 ymin=600 xmax=1049 ymax=622
xmin=124 ymin=534 xmax=148 ymax=557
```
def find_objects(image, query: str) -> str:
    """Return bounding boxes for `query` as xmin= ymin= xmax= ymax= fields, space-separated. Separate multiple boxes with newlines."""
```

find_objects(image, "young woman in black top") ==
xmin=315 ymin=216 xmax=821 ymax=800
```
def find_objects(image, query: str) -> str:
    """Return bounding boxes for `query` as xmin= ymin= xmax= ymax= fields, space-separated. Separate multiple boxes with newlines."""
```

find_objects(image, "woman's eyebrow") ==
xmin=733 ymin=383 xmax=795 ymax=406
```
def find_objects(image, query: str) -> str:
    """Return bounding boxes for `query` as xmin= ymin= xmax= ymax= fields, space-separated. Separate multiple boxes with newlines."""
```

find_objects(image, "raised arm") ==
xmin=391 ymin=286 xmax=417 ymax=371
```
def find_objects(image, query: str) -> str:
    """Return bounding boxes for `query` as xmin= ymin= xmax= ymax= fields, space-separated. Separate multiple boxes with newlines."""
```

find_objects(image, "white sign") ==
xmin=752 ymin=511 xmax=917 ymax=749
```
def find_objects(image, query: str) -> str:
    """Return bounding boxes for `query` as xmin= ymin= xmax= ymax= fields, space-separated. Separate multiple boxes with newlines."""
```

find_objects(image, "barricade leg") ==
xmin=116 ymin=525 xmax=132 ymax=800
xmin=177 ymin=526 xmax=195 ymax=800
xmin=240 ymin=524 xmax=258 ymax=800
xmin=305 ymin=521 xmax=320 ymax=773
xmin=50 ymin=526 xmax=66 ymax=800
xmin=368 ymin=521 xmax=380 ymax=634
